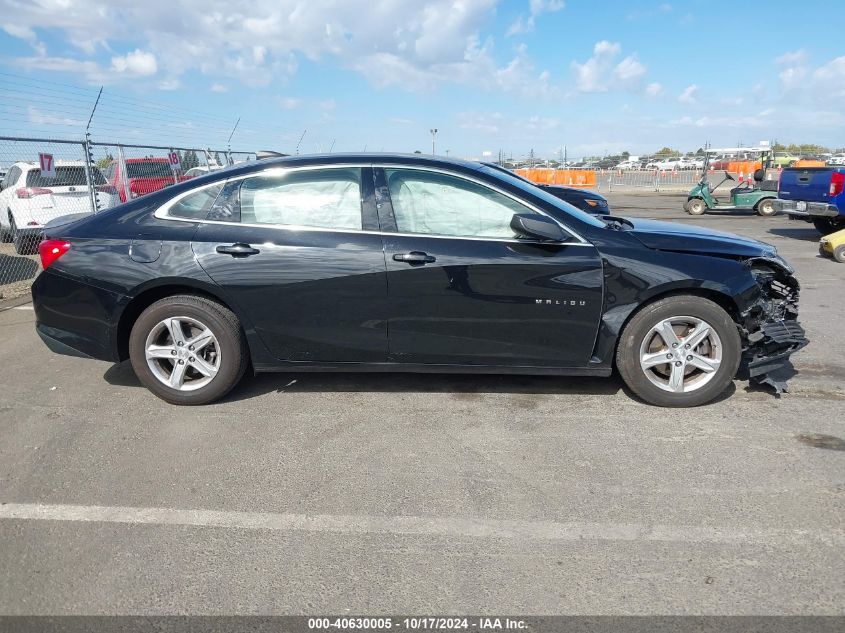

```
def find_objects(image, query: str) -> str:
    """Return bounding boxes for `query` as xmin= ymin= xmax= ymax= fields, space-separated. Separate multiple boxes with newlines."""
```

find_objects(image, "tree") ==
xmin=182 ymin=149 xmax=200 ymax=170
xmin=96 ymin=154 xmax=113 ymax=169
xmin=655 ymin=146 xmax=679 ymax=157
xmin=413 ymin=150 xmax=422 ymax=154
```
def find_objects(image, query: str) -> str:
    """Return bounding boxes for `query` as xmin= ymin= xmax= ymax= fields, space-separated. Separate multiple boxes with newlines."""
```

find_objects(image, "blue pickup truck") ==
xmin=773 ymin=167 xmax=845 ymax=234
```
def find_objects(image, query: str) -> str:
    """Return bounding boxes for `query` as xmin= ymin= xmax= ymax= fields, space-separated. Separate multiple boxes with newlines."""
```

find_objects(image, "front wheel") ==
xmin=616 ymin=295 xmax=741 ymax=407
xmin=756 ymin=199 xmax=776 ymax=216
xmin=813 ymin=217 xmax=845 ymax=235
xmin=685 ymin=198 xmax=706 ymax=215
xmin=129 ymin=294 xmax=249 ymax=405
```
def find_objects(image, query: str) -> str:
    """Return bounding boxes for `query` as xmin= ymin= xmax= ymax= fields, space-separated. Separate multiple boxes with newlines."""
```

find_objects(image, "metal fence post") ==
xmin=82 ymin=140 xmax=98 ymax=214
xmin=117 ymin=145 xmax=130 ymax=202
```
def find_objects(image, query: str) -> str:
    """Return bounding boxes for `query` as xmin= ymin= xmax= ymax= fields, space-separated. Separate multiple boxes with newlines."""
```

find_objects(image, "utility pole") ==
xmin=430 ymin=128 xmax=438 ymax=155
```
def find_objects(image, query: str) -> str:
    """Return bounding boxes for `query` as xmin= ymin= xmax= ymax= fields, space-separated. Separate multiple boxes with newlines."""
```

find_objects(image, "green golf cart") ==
xmin=684 ymin=149 xmax=778 ymax=216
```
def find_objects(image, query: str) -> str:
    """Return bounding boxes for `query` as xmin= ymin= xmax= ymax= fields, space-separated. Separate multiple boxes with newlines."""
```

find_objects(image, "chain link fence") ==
xmin=0 ymin=135 xmax=255 ymax=301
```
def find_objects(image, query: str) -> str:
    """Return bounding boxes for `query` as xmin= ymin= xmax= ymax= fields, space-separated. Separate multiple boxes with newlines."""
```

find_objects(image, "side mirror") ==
xmin=510 ymin=213 xmax=567 ymax=242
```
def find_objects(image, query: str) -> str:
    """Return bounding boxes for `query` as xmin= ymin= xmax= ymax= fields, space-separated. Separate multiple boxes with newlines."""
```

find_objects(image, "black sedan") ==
xmin=32 ymin=154 xmax=807 ymax=407
xmin=483 ymin=162 xmax=610 ymax=213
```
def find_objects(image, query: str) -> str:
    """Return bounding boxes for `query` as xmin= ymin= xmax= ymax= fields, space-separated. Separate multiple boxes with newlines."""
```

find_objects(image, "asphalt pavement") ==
xmin=0 ymin=191 xmax=842 ymax=615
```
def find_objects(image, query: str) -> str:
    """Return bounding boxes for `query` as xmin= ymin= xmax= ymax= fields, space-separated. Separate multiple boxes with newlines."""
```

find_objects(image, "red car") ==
xmin=103 ymin=157 xmax=188 ymax=203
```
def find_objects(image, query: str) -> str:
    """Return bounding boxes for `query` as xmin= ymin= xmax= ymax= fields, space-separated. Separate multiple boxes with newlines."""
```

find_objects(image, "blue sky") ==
xmin=1 ymin=0 xmax=843 ymax=158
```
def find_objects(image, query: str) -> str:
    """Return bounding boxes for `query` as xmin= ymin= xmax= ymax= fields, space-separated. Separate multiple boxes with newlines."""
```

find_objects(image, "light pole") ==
xmin=430 ymin=128 xmax=438 ymax=155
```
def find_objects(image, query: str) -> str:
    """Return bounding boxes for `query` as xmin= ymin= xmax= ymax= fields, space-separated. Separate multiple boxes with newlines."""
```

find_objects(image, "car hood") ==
xmin=542 ymin=185 xmax=605 ymax=201
xmin=625 ymin=218 xmax=778 ymax=258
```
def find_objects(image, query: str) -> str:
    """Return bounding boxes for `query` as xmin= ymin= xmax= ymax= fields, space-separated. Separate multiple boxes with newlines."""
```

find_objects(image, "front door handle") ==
xmin=216 ymin=243 xmax=260 ymax=257
xmin=393 ymin=251 xmax=436 ymax=264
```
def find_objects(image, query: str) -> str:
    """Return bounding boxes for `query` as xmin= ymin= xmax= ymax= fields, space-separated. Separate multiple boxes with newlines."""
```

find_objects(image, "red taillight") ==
xmin=830 ymin=172 xmax=844 ymax=197
xmin=96 ymin=184 xmax=118 ymax=195
xmin=38 ymin=240 xmax=71 ymax=269
xmin=16 ymin=187 xmax=53 ymax=199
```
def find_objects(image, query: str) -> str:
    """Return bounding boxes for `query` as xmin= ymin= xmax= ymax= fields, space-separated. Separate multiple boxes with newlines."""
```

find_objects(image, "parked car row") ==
xmin=0 ymin=161 xmax=119 ymax=254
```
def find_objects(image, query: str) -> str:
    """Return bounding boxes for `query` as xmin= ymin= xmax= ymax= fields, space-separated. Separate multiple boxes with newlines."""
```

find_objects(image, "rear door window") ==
xmin=237 ymin=168 xmax=362 ymax=230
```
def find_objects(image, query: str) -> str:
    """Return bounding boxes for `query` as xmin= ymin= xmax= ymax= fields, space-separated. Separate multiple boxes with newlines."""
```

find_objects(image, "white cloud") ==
xmin=6 ymin=0 xmax=533 ymax=95
xmin=210 ymin=83 xmax=228 ymax=92
xmin=678 ymin=84 xmax=698 ymax=104
xmin=776 ymin=49 xmax=809 ymax=92
xmin=811 ymin=56 xmax=845 ymax=100
xmin=507 ymin=0 xmax=565 ymax=36
xmin=776 ymin=49 xmax=808 ymax=66
xmin=571 ymin=41 xmax=650 ymax=93
xmin=110 ymin=49 xmax=157 ymax=76
xmin=278 ymin=97 xmax=302 ymax=109
xmin=319 ymin=99 xmax=337 ymax=111
xmin=659 ymin=3 xmax=672 ymax=11
xmin=457 ymin=110 xmax=559 ymax=138
xmin=157 ymin=78 xmax=180 ymax=90
xmin=27 ymin=106 xmax=84 ymax=127
xmin=613 ymin=56 xmax=646 ymax=82
xmin=645 ymin=82 xmax=663 ymax=97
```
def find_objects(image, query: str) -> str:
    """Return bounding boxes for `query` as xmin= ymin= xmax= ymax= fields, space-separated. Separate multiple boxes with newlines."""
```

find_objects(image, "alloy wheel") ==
xmin=144 ymin=316 xmax=221 ymax=391
xmin=639 ymin=316 xmax=722 ymax=393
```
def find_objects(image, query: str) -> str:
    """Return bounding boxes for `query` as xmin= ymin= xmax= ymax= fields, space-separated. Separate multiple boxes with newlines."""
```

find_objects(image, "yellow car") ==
xmin=819 ymin=228 xmax=845 ymax=263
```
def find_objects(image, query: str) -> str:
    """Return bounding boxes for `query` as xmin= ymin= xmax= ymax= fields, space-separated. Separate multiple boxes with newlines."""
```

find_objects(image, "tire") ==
xmin=819 ymin=243 xmax=830 ymax=258
xmin=128 ymin=294 xmax=249 ymax=405
xmin=0 ymin=213 xmax=11 ymax=243
xmin=685 ymin=198 xmax=706 ymax=215
xmin=616 ymin=295 xmax=742 ymax=407
xmin=834 ymin=245 xmax=845 ymax=264
xmin=11 ymin=219 xmax=37 ymax=255
xmin=756 ymin=198 xmax=776 ymax=216
xmin=813 ymin=217 xmax=845 ymax=235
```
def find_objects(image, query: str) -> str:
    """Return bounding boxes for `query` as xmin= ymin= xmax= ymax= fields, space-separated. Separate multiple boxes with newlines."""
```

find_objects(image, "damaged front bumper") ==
xmin=737 ymin=258 xmax=809 ymax=393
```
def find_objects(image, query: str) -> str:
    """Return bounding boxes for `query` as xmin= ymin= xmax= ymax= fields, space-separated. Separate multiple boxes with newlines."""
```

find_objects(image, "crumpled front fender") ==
xmin=736 ymin=258 xmax=809 ymax=393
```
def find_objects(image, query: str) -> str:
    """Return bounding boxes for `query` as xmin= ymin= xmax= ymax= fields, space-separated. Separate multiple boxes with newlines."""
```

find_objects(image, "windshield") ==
xmin=477 ymin=165 xmax=606 ymax=228
xmin=27 ymin=166 xmax=106 ymax=187
xmin=126 ymin=161 xmax=175 ymax=178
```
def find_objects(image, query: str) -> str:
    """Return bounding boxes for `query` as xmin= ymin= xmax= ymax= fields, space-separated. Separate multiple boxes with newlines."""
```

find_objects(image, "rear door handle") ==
xmin=393 ymin=251 xmax=436 ymax=264
xmin=216 ymin=243 xmax=260 ymax=257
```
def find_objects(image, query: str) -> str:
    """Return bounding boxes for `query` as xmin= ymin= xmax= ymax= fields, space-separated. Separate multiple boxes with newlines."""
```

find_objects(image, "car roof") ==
xmin=14 ymin=160 xmax=87 ymax=168
xmin=190 ymin=152 xmax=488 ymax=182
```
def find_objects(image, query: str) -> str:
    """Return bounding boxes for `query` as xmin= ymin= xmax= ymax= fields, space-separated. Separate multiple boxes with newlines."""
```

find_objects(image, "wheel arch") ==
xmin=599 ymin=284 xmax=742 ymax=370
xmin=115 ymin=280 xmax=253 ymax=362
xmin=753 ymin=195 xmax=776 ymax=210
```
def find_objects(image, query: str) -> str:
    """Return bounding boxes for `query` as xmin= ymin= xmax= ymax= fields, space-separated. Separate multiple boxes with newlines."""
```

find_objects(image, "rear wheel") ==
xmin=616 ymin=295 xmax=741 ymax=407
xmin=11 ymin=219 xmax=37 ymax=255
xmin=813 ymin=217 xmax=845 ymax=235
xmin=129 ymin=294 xmax=249 ymax=405
xmin=819 ymin=243 xmax=830 ymax=258
xmin=1 ymin=212 xmax=12 ymax=243
xmin=756 ymin=199 xmax=776 ymax=216
xmin=685 ymin=198 xmax=706 ymax=215
xmin=834 ymin=245 xmax=845 ymax=264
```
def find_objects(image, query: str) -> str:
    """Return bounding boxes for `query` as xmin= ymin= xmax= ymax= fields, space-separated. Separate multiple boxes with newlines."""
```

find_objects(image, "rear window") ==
xmin=168 ymin=184 xmax=224 ymax=220
xmin=27 ymin=166 xmax=106 ymax=187
xmin=126 ymin=161 xmax=174 ymax=178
